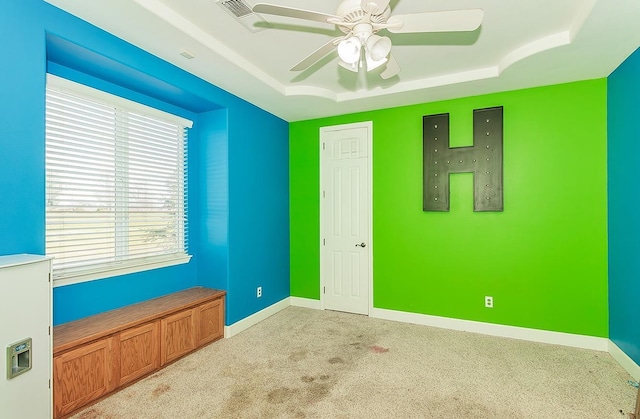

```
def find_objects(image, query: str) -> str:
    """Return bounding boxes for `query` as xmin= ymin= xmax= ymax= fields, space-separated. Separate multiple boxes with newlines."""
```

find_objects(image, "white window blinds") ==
xmin=45 ymin=75 xmax=192 ymax=284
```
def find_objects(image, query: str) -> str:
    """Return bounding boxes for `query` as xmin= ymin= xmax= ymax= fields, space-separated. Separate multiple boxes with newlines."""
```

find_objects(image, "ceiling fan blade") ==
xmin=387 ymin=9 xmax=484 ymax=33
xmin=361 ymin=0 xmax=390 ymax=15
xmin=253 ymin=3 xmax=340 ymax=24
xmin=291 ymin=37 xmax=343 ymax=71
xmin=380 ymin=54 xmax=400 ymax=79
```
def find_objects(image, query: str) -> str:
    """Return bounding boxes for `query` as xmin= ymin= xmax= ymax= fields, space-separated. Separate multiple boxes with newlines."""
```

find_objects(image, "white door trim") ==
xmin=319 ymin=121 xmax=373 ymax=315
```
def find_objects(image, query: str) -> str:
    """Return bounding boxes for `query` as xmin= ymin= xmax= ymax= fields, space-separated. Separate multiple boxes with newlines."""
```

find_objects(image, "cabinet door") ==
xmin=53 ymin=337 xmax=116 ymax=418
xmin=119 ymin=322 xmax=160 ymax=386
xmin=161 ymin=309 xmax=195 ymax=365
xmin=196 ymin=297 xmax=224 ymax=347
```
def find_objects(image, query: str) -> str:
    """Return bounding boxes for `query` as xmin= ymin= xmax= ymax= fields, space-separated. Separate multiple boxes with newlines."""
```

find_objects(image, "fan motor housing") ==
xmin=336 ymin=0 xmax=391 ymax=27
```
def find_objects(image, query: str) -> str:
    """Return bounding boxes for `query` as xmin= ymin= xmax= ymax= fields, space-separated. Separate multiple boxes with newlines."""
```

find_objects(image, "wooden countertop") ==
xmin=53 ymin=287 xmax=225 ymax=355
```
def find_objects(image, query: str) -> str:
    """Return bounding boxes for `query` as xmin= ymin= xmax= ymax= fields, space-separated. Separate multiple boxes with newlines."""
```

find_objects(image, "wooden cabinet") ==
xmin=196 ymin=298 xmax=224 ymax=347
xmin=53 ymin=337 xmax=116 ymax=418
xmin=119 ymin=321 xmax=160 ymax=386
xmin=53 ymin=287 xmax=225 ymax=418
xmin=161 ymin=309 xmax=195 ymax=365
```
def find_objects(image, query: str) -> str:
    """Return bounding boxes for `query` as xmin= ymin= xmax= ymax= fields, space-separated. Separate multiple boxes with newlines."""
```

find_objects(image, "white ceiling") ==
xmin=44 ymin=0 xmax=640 ymax=122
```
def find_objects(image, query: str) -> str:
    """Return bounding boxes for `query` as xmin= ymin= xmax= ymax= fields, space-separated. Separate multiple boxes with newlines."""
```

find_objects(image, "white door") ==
xmin=320 ymin=122 xmax=372 ymax=315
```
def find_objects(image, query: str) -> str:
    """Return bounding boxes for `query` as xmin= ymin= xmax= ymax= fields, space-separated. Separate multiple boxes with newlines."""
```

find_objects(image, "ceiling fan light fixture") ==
xmin=365 ymin=53 xmax=388 ymax=71
xmin=365 ymin=34 xmax=391 ymax=61
xmin=253 ymin=0 xmax=485 ymax=79
xmin=337 ymin=37 xmax=362 ymax=65
xmin=338 ymin=59 xmax=359 ymax=73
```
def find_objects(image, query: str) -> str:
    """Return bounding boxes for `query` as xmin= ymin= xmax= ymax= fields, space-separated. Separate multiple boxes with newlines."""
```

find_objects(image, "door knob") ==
xmin=355 ymin=242 xmax=366 ymax=248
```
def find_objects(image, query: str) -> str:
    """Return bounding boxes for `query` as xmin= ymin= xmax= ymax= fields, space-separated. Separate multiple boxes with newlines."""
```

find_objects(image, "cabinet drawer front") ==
xmin=196 ymin=298 xmax=224 ymax=347
xmin=161 ymin=309 xmax=195 ymax=365
xmin=119 ymin=322 xmax=160 ymax=386
xmin=53 ymin=337 xmax=115 ymax=417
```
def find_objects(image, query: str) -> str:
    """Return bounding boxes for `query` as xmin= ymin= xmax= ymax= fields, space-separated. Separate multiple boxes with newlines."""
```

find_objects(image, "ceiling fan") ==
xmin=252 ymin=0 xmax=484 ymax=79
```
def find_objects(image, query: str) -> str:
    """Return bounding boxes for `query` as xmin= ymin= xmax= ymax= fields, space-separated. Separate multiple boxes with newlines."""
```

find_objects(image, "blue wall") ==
xmin=608 ymin=47 xmax=640 ymax=365
xmin=0 ymin=1 xmax=46 ymax=256
xmin=227 ymin=107 xmax=290 ymax=324
xmin=198 ymin=109 xmax=230 ymax=294
xmin=1 ymin=0 xmax=289 ymax=326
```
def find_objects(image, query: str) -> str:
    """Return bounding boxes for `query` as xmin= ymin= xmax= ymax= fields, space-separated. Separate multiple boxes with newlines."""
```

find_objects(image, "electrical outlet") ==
xmin=485 ymin=296 xmax=493 ymax=308
xmin=257 ymin=286 xmax=262 ymax=298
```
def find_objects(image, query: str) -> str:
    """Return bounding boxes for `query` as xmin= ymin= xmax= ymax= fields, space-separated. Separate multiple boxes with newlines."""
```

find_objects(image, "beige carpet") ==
xmin=73 ymin=306 xmax=637 ymax=418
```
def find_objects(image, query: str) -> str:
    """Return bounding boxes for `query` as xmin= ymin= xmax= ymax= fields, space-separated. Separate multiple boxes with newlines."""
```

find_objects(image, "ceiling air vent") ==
xmin=217 ymin=0 xmax=272 ymax=32
xmin=219 ymin=0 xmax=252 ymax=18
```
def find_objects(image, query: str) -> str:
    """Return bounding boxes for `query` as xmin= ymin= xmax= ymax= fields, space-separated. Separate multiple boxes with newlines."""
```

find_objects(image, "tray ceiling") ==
xmin=44 ymin=0 xmax=640 ymax=121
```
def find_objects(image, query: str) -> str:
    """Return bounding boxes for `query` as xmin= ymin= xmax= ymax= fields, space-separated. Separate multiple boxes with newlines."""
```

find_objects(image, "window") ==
xmin=45 ymin=75 xmax=192 ymax=285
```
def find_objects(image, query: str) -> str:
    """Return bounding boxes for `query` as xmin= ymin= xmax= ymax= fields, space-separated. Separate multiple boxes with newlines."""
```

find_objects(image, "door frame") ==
xmin=319 ymin=121 xmax=374 ymax=315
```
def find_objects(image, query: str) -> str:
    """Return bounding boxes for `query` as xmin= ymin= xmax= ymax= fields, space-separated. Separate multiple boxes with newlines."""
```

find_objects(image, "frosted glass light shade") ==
xmin=366 ymin=35 xmax=392 ymax=61
xmin=365 ymin=53 xmax=388 ymax=71
xmin=338 ymin=59 xmax=359 ymax=72
xmin=338 ymin=37 xmax=362 ymax=64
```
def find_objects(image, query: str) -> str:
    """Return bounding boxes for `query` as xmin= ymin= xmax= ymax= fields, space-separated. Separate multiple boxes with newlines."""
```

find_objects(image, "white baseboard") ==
xmin=370 ymin=307 xmax=608 ymax=351
xmin=290 ymin=297 xmax=322 ymax=310
xmin=224 ymin=297 xmax=290 ymax=338
xmin=608 ymin=340 xmax=640 ymax=381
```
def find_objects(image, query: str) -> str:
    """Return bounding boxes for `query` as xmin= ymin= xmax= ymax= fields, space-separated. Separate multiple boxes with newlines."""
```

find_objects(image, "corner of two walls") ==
xmin=196 ymin=107 xmax=292 ymax=326
xmin=607 ymin=46 xmax=640 ymax=366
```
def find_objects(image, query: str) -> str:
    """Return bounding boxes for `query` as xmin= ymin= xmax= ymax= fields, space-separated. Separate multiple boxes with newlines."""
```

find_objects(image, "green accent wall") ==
xmin=290 ymin=79 xmax=608 ymax=337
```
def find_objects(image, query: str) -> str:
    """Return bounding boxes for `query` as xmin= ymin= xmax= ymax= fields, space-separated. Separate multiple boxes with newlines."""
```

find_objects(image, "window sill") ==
xmin=52 ymin=254 xmax=192 ymax=288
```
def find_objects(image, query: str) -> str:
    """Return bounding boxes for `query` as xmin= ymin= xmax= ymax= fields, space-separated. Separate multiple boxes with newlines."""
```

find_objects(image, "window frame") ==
xmin=45 ymin=74 xmax=192 ymax=287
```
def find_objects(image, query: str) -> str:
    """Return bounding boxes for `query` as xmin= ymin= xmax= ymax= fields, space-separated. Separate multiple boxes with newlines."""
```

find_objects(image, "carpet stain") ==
xmin=319 ymin=374 xmax=330 ymax=380
xmin=289 ymin=409 xmax=307 ymax=418
xmin=301 ymin=375 xmax=315 ymax=383
xmin=289 ymin=349 xmax=308 ymax=361
xmin=76 ymin=408 xmax=102 ymax=419
xmin=370 ymin=345 xmax=389 ymax=353
xmin=268 ymin=387 xmax=296 ymax=404
xmin=148 ymin=371 xmax=166 ymax=380
xmin=305 ymin=382 xmax=331 ymax=403
xmin=350 ymin=342 xmax=364 ymax=349
xmin=220 ymin=388 xmax=253 ymax=417
xmin=328 ymin=357 xmax=345 ymax=364
xmin=152 ymin=384 xmax=171 ymax=397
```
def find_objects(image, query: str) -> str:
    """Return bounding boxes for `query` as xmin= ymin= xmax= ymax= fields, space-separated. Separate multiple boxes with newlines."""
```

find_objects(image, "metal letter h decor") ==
xmin=423 ymin=107 xmax=503 ymax=212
